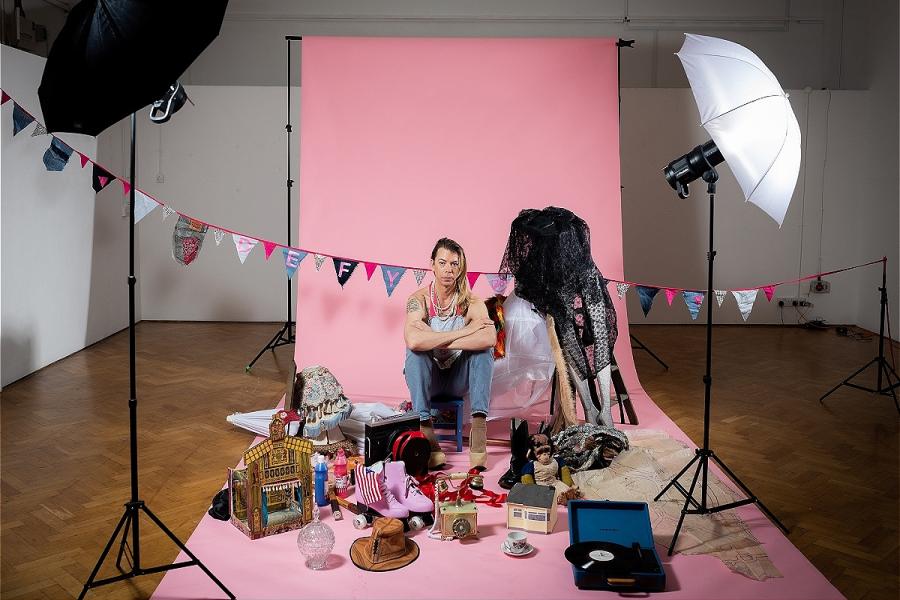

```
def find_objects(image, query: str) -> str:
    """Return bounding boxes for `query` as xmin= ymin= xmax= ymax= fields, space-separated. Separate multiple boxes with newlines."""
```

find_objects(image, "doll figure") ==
xmin=519 ymin=434 xmax=582 ymax=505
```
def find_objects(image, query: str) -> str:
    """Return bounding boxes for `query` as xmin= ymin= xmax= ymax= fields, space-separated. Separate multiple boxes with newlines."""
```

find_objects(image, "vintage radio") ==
xmin=364 ymin=413 xmax=420 ymax=466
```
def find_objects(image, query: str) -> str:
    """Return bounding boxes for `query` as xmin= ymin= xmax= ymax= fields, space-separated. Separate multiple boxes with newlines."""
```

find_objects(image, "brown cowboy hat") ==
xmin=349 ymin=517 xmax=419 ymax=572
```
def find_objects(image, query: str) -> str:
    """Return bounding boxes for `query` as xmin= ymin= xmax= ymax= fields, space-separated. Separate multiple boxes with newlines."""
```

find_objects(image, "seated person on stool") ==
xmin=404 ymin=238 xmax=496 ymax=470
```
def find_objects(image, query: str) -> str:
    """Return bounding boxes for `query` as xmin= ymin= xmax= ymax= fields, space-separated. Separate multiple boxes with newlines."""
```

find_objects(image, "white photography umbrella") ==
xmin=672 ymin=33 xmax=801 ymax=226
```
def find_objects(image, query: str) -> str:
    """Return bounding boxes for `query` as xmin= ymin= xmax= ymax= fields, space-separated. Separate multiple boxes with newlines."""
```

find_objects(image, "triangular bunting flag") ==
xmin=263 ymin=241 xmax=277 ymax=260
xmin=12 ymin=103 xmax=34 ymax=135
xmin=381 ymin=265 xmax=406 ymax=297
xmin=232 ymin=234 xmax=259 ymax=264
xmin=731 ymin=290 xmax=759 ymax=322
xmin=486 ymin=273 xmax=510 ymax=295
xmin=665 ymin=288 xmax=678 ymax=306
xmin=213 ymin=229 xmax=225 ymax=245
xmin=78 ymin=152 xmax=89 ymax=168
xmin=42 ymin=137 xmax=73 ymax=171
xmin=636 ymin=286 xmax=660 ymax=317
xmin=162 ymin=206 xmax=176 ymax=221
xmin=120 ymin=179 xmax=132 ymax=196
xmin=91 ymin=164 xmax=114 ymax=192
xmin=616 ymin=282 xmax=630 ymax=300
xmin=1 ymin=91 xmax=10 ymax=105
xmin=314 ymin=254 xmax=326 ymax=271
xmin=714 ymin=290 xmax=727 ymax=307
xmin=133 ymin=191 xmax=158 ymax=223
xmin=682 ymin=291 xmax=705 ymax=320
xmin=413 ymin=269 xmax=427 ymax=286
xmin=466 ymin=272 xmax=481 ymax=289
xmin=172 ymin=216 xmax=208 ymax=266
xmin=762 ymin=285 xmax=776 ymax=302
xmin=332 ymin=258 xmax=359 ymax=287
xmin=364 ymin=262 xmax=378 ymax=281
xmin=30 ymin=123 xmax=47 ymax=137
xmin=283 ymin=248 xmax=308 ymax=279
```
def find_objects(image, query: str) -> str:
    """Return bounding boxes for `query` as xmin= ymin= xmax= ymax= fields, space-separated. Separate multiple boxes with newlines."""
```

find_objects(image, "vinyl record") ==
xmin=564 ymin=541 xmax=638 ymax=574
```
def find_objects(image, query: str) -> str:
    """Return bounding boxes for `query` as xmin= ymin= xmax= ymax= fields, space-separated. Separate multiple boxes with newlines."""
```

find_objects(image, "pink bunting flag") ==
xmin=78 ymin=152 xmax=89 ymax=168
xmin=263 ymin=241 xmax=277 ymax=260
xmin=121 ymin=179 xmax=131 ymax=196
xmin=762 ymin=285 xmax=776 ymax=302
xmin=0 ymin=90 xmax=10 ymax=105
xmin=364 ymin=262 xmax=378 ymax=281
xmin=466 ymin=272 xmax=481 ymax=289
xmin=665 ymin=288 xmax=678 ymax=306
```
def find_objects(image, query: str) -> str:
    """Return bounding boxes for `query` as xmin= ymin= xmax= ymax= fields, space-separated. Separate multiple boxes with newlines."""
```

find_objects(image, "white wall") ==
xmin=0 ymin=44 xmax=129 ymax=387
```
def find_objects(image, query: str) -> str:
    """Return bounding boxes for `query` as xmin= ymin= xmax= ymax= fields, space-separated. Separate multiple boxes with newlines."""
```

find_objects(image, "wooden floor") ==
xmin=1 ymin=322 xmax=897 ymax=599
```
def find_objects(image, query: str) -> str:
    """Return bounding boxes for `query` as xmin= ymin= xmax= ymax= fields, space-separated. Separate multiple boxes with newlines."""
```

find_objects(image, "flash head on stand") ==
xmin=663 ymin=140 xmax=724 ymax=199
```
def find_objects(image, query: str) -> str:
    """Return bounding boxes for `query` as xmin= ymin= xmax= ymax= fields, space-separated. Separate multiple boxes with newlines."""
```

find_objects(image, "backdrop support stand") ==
xmin=247 ymin=35 xmax=303 ymax=372
xmin=819 ymin=257 xmax=899 ymax=413
xmin=80 ymin=115 xmax=234 ymax=600
xmin=653 ymin=170 xmax=788 ymax=555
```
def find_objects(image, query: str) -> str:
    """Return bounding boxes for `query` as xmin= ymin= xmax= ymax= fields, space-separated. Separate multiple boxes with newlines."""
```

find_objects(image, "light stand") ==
xmin=819 ymin=257 xmax=899 ymax=413
xmin=653 ymin=166 xmax=788 ymax=555
xmin=247 ymin=35 xmax=302 ymax=371
xmin=79 ymin=114 xmax=234 ymax=599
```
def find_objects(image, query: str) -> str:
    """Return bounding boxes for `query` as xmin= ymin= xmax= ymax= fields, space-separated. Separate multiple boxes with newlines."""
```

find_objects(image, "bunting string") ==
xmin=1 ymin=89 xmax=888 ymax=316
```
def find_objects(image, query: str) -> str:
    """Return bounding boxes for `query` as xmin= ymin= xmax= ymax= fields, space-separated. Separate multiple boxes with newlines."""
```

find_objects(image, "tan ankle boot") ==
xmin=420 ymin=420 xmax=446 ymax=469
xmin=469 ymin=415 xmax=487 ymax=470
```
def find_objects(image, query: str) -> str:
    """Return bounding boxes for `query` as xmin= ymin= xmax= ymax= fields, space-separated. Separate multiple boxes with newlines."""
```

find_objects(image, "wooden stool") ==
xmin=430 ymin=395 xmax=464 ymax=452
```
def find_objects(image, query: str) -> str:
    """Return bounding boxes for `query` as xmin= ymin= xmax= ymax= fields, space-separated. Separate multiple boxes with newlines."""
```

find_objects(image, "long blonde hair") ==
xmin=431 ymin=237 xmax=473 ymax=314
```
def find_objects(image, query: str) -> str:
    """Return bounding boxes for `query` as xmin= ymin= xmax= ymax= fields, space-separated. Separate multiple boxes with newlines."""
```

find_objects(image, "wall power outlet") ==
xmin=776 ymin=297 xmax=813 ymax=308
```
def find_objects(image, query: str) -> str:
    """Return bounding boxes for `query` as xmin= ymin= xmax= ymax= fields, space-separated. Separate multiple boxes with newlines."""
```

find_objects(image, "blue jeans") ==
xmin=404 ymin=348 xmax=493 ymax=421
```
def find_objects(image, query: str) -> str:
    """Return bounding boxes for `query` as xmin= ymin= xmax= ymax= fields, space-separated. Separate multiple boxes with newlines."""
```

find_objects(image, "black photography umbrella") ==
xmin=39 ymin=2 xmax=234 ymax=598
xmin=39 ymin=0 xmax=228 ymax=135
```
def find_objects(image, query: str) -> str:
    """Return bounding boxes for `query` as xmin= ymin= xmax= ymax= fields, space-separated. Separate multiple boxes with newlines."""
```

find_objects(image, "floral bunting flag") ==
xmin=364 ymin=262 xmax=378 ymax=281
xmin=381 ymin=265 xmax=406 ymax=297
xmin=12 ymin=103 xmax=34 ymax=135
xmin=413 ymin=269 xmax=427 ymax=286
xmin=42 ymin=138 xmax=73 ymax=171
xmin=714 ymin=290 xmax=727 ymax=307
xmin=466 ymin=272 xmax=481 ymax=289
xmin=682 ymin=291 xmax=705 ymax=320
xmin=762 ymin=285 xmax=776 ymax=302
xmin=616 ymin=282 xmax=630 ymax=299
xmin=263 ymin=241 xmax=277 ymax=260
xmin=636 ymin=286 xmax=660 ymax=317
xmin=213 ymin=229 xmax=225 ymax=245
xmin=133 ymin=191 xmax=158 ymax=223
xmin=120 ymin=179 xmax=132 ymax=196
xmin=486 ymin=273 xmax=510 ymax=295
xmin=283 ymin=248 xmax=307 ymax=279
xmin=30 ymin=123 xmax=47 ymax=137
xmin=732 ymin=290 xmax=758 ymax=322
xmin=332 ymin=258 xmax=359 ymax=287
xmin=91 ymin=164 xmax=114 ymax=192
xmin=664 ymin=288 xmax=678 ymax=306
xmin=314 ymin=254 xmax=326 ymax=271
xmin=172 ymin=216 xmax=208 ymax=266
xmin=232 ymin=234 xmax=258 ymax=264
xmin=162 ymin=205 xmax=176 ymax=221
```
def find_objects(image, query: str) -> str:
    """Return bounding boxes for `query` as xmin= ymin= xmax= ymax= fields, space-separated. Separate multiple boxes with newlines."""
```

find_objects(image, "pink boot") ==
xmin=383 ymin=461 xmax=435 ymax=514
xmin=355 ymin=466 xmax=410 ymax=519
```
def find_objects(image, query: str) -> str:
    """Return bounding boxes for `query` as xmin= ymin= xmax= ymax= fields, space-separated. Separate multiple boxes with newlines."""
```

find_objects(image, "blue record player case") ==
xmin=567 ymin=500 xmax=666 ymax=592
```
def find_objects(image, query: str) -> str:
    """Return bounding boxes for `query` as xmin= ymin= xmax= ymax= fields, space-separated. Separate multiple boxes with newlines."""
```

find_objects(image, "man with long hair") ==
xmin=404 ymin=238 xmax=496 ymax=470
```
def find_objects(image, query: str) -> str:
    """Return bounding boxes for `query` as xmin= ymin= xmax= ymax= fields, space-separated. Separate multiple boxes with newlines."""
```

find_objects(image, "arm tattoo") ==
xmin=406 ymin=297 xmax=422 ymax=313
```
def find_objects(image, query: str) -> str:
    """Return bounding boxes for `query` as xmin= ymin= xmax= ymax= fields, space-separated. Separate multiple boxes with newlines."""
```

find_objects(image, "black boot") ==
xmin=499 ymin=419 xmax=530 ymax=489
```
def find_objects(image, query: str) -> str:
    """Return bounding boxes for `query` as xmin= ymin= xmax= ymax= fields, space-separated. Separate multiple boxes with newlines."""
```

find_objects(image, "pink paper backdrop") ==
xmin=295 ymin=36 xmax=627 ymax=404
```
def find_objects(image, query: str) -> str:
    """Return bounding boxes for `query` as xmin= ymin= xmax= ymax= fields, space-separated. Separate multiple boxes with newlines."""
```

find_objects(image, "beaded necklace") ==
xmin=430 ymin=281 xmax=458 ymax=320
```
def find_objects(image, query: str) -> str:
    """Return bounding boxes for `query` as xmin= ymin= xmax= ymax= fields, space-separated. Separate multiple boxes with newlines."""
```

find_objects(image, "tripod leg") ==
xmin=630 ymin=334 xmax=669 ymax=370
xmin=708 ymin=453 xmax=789 ymax=534
xmin=246 ymin=323 xmax=290 ymax=372
xmin=654 ymin=450 xmax=701 ymax=502
xmin=878 ymin=361 xmax=900 ymax=413
xmin=79 ymin=508 xmax=132 ymax=600
xmin=114 ymin=508 xmax=134 ymax=572
xmin=819 ymin=358 xmax=877 ymax=403
xmin=141 ymin=505 xmax=236 ymax=599
xmin=667 ymin=455 xmax=705 ymax=556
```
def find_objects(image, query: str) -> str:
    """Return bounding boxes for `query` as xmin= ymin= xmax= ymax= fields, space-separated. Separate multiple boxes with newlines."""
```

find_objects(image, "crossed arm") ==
xmin=404 ymin=295 xmax=497 ymax=352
